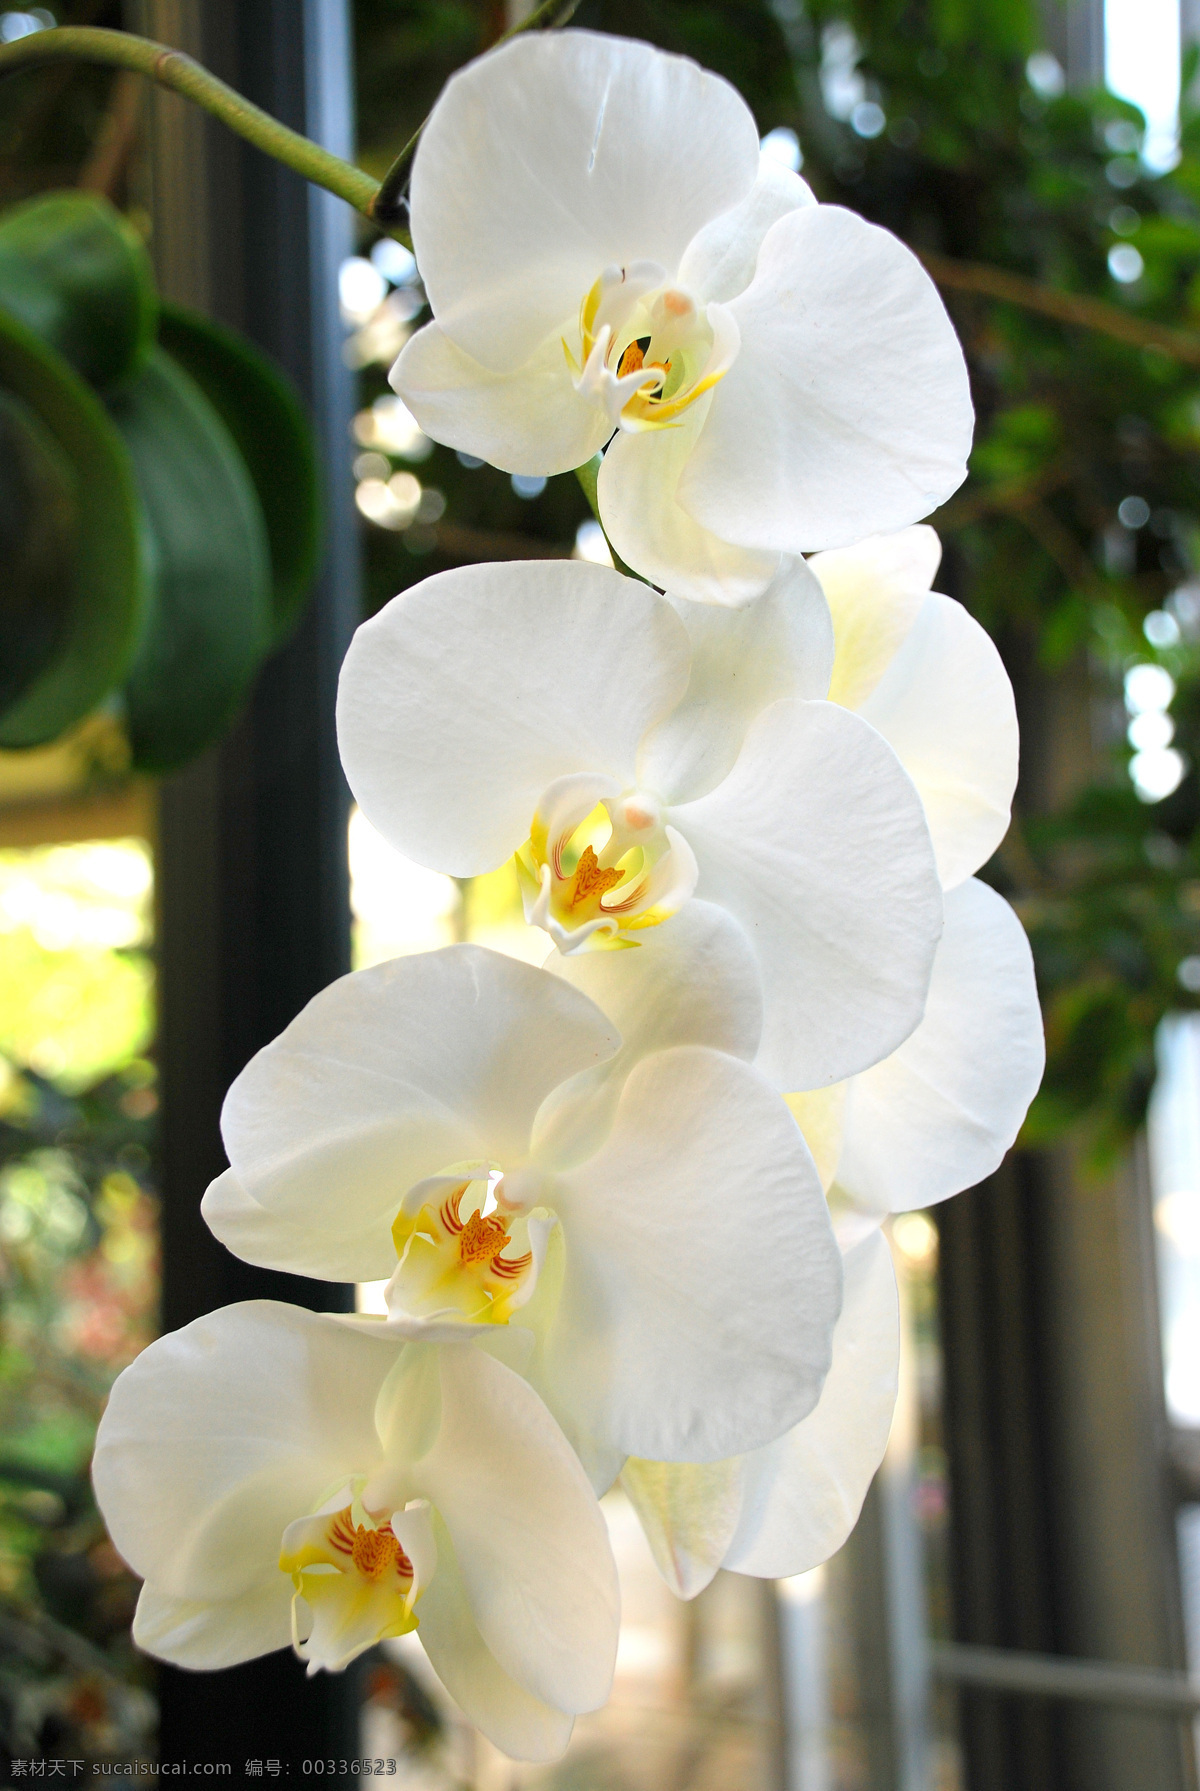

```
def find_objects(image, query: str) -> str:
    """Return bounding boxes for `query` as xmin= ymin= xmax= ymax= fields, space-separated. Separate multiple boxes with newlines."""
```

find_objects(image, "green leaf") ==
xmin=0 ymin=390 xmax=78 ymax=713
xmin=0 ymin=309 xmax=147 ymax=750
xmin=109 ymin=348 xmax=273 ymax=773
xmin=158 ymin=304 xmax=322 ymax=646
xmin=0 ymin=192 xmax=157 ymax=391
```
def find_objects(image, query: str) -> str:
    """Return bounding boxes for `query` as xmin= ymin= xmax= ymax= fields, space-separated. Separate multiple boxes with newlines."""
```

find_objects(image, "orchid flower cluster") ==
xmin=92 ymin=30 xmax=1044 ymax=1764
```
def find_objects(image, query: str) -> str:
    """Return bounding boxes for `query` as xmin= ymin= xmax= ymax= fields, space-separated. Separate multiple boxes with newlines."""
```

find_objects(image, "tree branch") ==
xmin=919 ymin=248 xmax=1200 ymax=373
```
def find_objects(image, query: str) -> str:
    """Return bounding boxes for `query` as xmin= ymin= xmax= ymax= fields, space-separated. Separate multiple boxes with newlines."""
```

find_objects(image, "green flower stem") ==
xmin=369 ymin=0 xmax=585 ymax=226
xmin=0 ymin=27 xmax=380 ymax=218
xmin=574 ymin=456 xmax=650 ymax=585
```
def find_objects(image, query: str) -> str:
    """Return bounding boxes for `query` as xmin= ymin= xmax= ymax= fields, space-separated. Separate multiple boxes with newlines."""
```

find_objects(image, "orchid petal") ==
xmin=676 ymin=153 xmax=816 ymax=305
xmin=784 ymin=1084 xmax=847 ymax=1195
xmin=724 ymin=1230 xmax=898 ymax=1577
xmin=132 ymin=1578 xmax=292 ymax=1671
xmin=598 ymin=399 xmax=780 ymax=606
xmin=393 ymin=321 xmax=610 ymax=477
xmin=857 ymin=593 xmax=1018 ymax=890
xmin=202 ymin=1168 xmax=395 ymax=1284
xmin=619 ymin=1456 xmax=745 ymax=1600
xmin=337 ymin=561 xmax=691 ymax=876
xmin=835 ymin=879 xmax=1044 ymax=1214
xmin=217 ymin=948 xmax=618 ymax=1246
xmin=403 ymin=1344 xmax=619 ymax=1715
xmin=641 ymin=557 xmax=834 ymax=803
xmin=812 ymin=525 xmax=941 ymax=710
xmin=542 ymin=1045 xmax=842 ymax=1462
xmin=92 ymin=1302 xmax=397 ymax=1602
xmin=675 ymin=699 xmax=943 ymax=1088
xmin=678 ymin=206 xmax=973 ymax=552
xmin=417 ymin=1514 xmax=576 ymax=1762
xmin=410 ymin=31 xmax=760 ymax=373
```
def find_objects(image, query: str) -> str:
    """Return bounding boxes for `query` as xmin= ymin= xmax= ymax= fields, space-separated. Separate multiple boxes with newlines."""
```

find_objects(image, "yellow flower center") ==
xmin=457 ymin=1205 xmax=512 ymax=1265
xmin=565 ymin=264 xmax=737 ymax=433
xmin=349 ymin=1519 xmax=405 ymax=1582
xmin=389 ymin=1177 xmax=535 ymax=1323
xmin=515 ymin=780 xmax=697 ymax=953
xmin=280 ymin=1498 xmax=425 ymax=1674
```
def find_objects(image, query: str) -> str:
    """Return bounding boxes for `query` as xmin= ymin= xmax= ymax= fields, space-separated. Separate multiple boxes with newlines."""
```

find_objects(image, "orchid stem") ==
xmin=0 ymin=27 xmax=380 ymax=219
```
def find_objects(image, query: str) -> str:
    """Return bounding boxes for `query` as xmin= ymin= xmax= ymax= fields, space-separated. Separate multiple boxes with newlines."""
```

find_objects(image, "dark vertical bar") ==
xmin=936 ymin=1157 xmax=1064 ymax=1791
xmin=145 ymin=0 xmax=363 ymax=1763
xmin=936 ymin=623 xmax=1196 ymax=1791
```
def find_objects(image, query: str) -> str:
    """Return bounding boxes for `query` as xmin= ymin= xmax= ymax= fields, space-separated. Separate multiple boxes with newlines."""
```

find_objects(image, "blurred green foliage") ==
xmin=0 ymin=1059 xmax=158 ymax=1766
xmin=0 ymin=189 xmax=320 ymax=771
xmin=0 ymin=838 xmax=156 ymax=1767
xmin=353 ymin=0 xmax=1200 ymax=1169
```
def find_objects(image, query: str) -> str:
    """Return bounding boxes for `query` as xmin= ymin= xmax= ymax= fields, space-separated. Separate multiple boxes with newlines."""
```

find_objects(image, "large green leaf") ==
xmin=158 ymin=304 xmax=322 ymax=646
xmin=0 ymin=310 xmax=147 ymax=750
xmin=0 ymin=192 xmax=156 ymax=391
xmin=109 ymin=348 xmax=273 ymax=773
xmin=0 ymin=389 xmax=78 ymax=713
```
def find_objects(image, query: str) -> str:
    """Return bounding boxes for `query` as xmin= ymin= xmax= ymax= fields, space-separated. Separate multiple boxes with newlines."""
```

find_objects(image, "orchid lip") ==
xmin=566 ymin=265 xmax=739 ymax=433
xmin=515 ymin=775 xmax=698 ymax=954
xmin=386 ymin=1167 xmax=554 ymax=1328
xmin=280 ymin=1487 xmax=435 ymax=1675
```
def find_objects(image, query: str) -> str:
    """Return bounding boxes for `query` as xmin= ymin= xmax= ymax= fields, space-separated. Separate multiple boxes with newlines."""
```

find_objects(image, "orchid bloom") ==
xmin=92 ymin=1304 xmax=619 ymax=1762
xmin=549 ymin=879 xmax=1032 ymax=1597
xmin=200 ymin=941 xmax=843 ymax=1488
xmin=618 ymin=1229 xmax=899 ymax=1597
xmin=392 ymin=30 xmax=973 ymax=605
xmin=335 ymin=558 xmax=944 ymax=1093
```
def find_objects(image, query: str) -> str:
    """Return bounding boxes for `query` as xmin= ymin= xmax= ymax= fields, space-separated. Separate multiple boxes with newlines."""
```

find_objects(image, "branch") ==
xmin=1018 ymin=499 xmax=1103 ymax=593
xmin=934 ymin=461 xmax=1069 ymax=530
xmin=0 ymin=27 xmax=379 ymax=218
xmin=369 ymin=0 xmax=586 ymax=225
xmin=920 ymin=248 xmax=1200 ymax=372
xmin=77 ymin=67 xmax=141 ymax=197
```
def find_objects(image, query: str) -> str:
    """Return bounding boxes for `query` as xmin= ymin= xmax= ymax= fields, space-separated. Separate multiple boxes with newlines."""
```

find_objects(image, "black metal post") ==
xmin=134 ymin=0 xmax=364 ymax=1764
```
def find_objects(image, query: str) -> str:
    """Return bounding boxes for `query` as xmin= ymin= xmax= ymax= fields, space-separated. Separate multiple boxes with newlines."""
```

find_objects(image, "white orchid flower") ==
xmin=617 ymin=1229 xmax=900 ymax=1597
xmin=600 ymin=902 xmax=1040 ymax=1598
xmin=335 ymin=558 xmax=944 ymax=1093
xmin=92 ymin=1303 xmax=620 ymax=1762
xmin=199 ymin=942 xmax=843 ymax=1488
xmin=391 ymin=30 xmax=973 ymax=605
